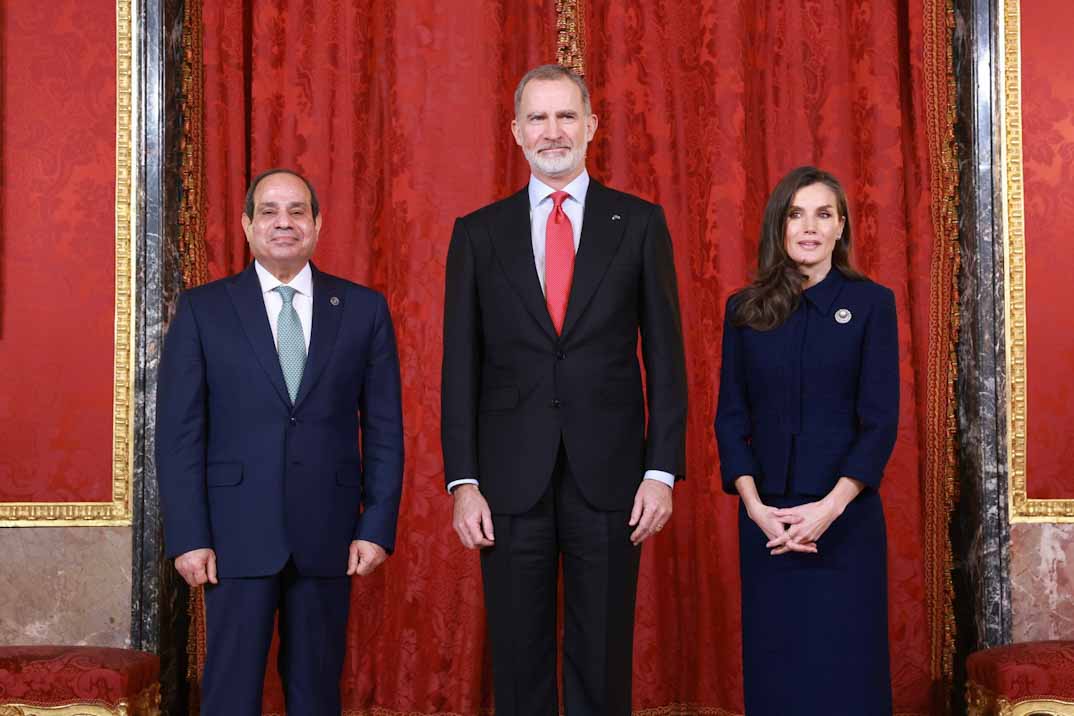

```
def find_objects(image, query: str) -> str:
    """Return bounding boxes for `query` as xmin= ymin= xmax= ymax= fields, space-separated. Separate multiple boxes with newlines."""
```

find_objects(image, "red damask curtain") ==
xmin=182 ymin=1 xmax=958 ymax=714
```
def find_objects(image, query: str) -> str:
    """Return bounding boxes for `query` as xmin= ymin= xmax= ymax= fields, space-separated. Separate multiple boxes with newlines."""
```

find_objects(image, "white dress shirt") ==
xmin=254 ymin=261 xmax=313 ymax=351
xmin=529 ymin=171 xmax=588 ymax=295
xmin=447 ymin=172 xmax=675 ymax=493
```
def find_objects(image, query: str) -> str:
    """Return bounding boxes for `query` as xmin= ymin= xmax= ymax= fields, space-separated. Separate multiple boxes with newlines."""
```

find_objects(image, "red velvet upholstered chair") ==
xmin=967 ymin=641 xmax=1074 ymax=715
xmin=0 ymin=646 xmax=159 ymax=716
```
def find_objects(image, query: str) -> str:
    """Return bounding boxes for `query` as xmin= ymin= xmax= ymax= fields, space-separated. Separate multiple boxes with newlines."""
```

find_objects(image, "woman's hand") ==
xmin=735 ymin=474 xmax=816 ymax=555
xmin=748 ymin=503 xmax=817 ymax=555
xmin=768 ymin=477 xmax=865 ymax=554
xmin=767 ymin=499 xmax=839 ymax=553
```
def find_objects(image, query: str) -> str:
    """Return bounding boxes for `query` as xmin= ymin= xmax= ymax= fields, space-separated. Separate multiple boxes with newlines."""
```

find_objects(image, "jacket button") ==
xmin=289 ymin=417 xmax=297 ymax=426
xmin=551 ymin=399 xmax=561 ymax=408
xmin=556 ymin=351 xmax=566 ymax=360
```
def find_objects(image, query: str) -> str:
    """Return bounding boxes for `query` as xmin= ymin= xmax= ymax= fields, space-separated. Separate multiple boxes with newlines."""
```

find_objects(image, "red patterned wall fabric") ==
xmin=192 ymin=1 xmax=952 ymax=713
xmin=1021 ymin=0 xmax=1074 ymax=500
xmin=0 ymin=1 xmax=117 ymax=503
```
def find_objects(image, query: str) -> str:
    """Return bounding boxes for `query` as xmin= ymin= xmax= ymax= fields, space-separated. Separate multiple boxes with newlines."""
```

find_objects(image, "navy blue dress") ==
xmin=715 ymin=269 xmax=899 ymax=715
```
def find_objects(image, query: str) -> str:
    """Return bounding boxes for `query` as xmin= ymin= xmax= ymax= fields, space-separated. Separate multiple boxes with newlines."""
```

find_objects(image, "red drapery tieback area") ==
xmin=180 ymin=1 xmax=958 ymax=713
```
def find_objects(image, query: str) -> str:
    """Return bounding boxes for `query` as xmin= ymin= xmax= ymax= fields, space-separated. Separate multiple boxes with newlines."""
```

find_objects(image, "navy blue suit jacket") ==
xmin=156 ymin=262 xmax=404 ymax=578
xmin=714 ymin=268 xmax=899 ymax=496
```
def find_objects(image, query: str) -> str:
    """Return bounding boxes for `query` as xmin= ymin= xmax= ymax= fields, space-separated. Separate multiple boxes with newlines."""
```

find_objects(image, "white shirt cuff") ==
xmin=447 ymin=478 xmax=479 ymax=494
xmin=643 ymin=470 xmax=675 ymax=488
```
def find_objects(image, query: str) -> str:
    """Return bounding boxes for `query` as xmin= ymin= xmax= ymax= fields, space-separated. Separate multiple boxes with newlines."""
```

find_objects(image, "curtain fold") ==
xmin=179 ymin=1 xmax=958 ymax=713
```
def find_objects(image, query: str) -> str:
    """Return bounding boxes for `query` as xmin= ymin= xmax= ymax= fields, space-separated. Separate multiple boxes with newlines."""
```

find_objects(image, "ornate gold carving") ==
xmin=0 ymin=706 xmax=116 ymax=716
xmin=0 ymin=1 xmax=135 ymax=526
xmin=1000 ymin=0 xmax=1074 ymax=521
xmin=1011 ymin=698 xmax=1074 ymax=715
xmin=555 ymin=0 xmax=586 ymax=76
xmin=921 ymin=0 xmax=960 ymax=689
xmin=0 ymin=684 xmax=158 ymax=716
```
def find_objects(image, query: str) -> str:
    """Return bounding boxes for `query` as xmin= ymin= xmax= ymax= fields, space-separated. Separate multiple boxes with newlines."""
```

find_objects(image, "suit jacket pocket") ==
xmin=479 ymin=385 xmax=519 ymax=412
xmin=336 ymin=461 xmax=363 ymax=487
xmin=206 ymin=462 xmax=243 ymax=487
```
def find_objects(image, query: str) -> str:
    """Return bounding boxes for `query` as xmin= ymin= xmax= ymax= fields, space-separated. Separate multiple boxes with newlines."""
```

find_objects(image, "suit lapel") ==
xmin=491 ymin=187 xmax=558 ymax=339
xmin=227 ymin=264 xmax=292 ymax=408
xmin=293 ymin=264 xmax=345 ymax=409
xmin=560 ymin=180 xmax=627 ymax=337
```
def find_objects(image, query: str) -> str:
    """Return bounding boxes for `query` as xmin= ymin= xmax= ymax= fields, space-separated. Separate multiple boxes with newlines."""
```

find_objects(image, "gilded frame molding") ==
xmin=0 ymin=0 xmax=137 ymax=527
xmin=1001 ymin=0 xmax=1074 ymax=522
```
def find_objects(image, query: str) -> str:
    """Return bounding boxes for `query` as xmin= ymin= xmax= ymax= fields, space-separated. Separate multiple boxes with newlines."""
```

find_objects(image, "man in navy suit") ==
xmin=441 ymin=65 xmax=687 ymax=715
xmin=156 ymin=169 xmax=404 ymax=715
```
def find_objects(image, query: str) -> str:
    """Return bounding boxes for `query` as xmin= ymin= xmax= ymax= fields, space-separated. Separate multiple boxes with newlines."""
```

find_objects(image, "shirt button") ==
xmin=289 ymin=417 xmax=297 ymax=426
xmin=550 ymin=399 xmax=561 ymax=408
xmin=555 ymin=351 xmax=566 ymax=360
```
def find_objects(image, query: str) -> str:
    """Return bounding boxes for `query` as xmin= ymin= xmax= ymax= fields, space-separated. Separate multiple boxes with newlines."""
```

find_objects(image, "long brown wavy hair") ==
xmin=732 ymin=166 xmax=866 ymax=330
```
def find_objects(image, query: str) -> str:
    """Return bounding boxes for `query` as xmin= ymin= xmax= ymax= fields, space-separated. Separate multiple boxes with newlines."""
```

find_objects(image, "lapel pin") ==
xmin=834 ymin=308 xmax=852 ymax=324
xmin=330 ymin=296 xmax=341 ymax=306
xmin=611 ymin=214 xmax=621 ymax=221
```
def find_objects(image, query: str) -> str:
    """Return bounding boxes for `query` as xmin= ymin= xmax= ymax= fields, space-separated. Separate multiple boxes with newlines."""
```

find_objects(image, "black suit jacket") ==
xmin=441 ymin=179 xmax=687 ymax=514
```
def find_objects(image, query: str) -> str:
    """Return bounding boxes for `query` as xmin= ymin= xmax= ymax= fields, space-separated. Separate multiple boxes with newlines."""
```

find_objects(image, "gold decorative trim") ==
xmin=967 ymin=681 xmax=1074 ymax=716
xmin=1000 ymin=0 xmax=1074 ymax=521
xmin=555 ymin=0 xmax=585 ymax=76
xmin=921 ymin=0 xmax=960 ymax=690
xmin=178 ymin=0 xmax=208 ymax=289
xmin=1011 ymin=698 xmax=1074 ymax=716
xmin=180 ymin=0 xmax=210 ymax=697
xmin=0 ymin=683 xmax=160 ymax=715
xmin=0 ymin=0 xmax=136 ymax=526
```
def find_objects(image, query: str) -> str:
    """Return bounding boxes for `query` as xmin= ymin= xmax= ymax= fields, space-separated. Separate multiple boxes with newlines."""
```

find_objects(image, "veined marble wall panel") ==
xmin=1011 ymin=524 xmax=1074 ymax=640
xmin=0 ymin=528 xmax=131 ymax=646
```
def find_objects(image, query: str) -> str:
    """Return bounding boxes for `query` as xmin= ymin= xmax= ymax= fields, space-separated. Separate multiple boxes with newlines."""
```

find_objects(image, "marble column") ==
xmin=129 ymin=0 xmax=186 ymax=713
xmin=952 ymin=0 xmax=1012 ymax=652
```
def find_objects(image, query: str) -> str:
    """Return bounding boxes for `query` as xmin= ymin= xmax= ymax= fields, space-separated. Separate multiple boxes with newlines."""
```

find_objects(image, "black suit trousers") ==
xmin=480 ymin=445 xmax=642 ymax=716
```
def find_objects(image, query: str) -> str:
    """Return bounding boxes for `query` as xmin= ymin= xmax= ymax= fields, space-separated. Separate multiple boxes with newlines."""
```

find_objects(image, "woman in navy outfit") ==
xmin=715 ymin=166 xmax=899 ymax=715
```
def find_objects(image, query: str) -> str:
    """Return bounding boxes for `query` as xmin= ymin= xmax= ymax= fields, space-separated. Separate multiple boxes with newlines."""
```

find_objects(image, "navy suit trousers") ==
xmin=201 ymin=560 xmax=351 ymax=716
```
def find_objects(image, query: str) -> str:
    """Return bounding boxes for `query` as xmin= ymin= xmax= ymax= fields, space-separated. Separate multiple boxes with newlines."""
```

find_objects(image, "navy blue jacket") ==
xmin=156 ymin=263 xmax=404 ymax=578
xmin=714 ymin=268 xmax=899 ymax=496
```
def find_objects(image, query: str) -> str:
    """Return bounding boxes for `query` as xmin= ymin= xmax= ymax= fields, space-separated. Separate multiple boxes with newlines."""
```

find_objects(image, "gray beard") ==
xmin=525 ymin=144 xmax=586 ymax=178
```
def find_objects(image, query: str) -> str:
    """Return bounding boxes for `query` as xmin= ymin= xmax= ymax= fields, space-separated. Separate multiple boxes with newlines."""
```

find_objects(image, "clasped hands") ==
xmin=173 ymin=540 xmax=388 ymax=587
xmin=748 ymin=497 xmax=843 ymax=556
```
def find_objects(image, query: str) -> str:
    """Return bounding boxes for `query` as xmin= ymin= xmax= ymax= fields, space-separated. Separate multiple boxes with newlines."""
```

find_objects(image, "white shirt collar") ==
xmin=528 ymin=169 xmax=590 ymax=209
xmin=254 ymin=261 xmax=313 ymax=296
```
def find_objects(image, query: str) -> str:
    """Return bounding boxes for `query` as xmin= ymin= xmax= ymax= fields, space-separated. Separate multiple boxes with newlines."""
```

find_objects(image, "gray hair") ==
xmin=513 ymin=64 xmax=592 ymax=118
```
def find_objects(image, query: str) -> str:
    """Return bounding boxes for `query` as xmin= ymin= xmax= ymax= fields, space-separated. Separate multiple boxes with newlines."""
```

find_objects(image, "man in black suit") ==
xmin=441 ymin=65 xmax=687 ymax=715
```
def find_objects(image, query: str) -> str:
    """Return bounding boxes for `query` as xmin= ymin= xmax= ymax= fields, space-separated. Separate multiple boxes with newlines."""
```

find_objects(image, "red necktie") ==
xmin=545 ymin=190 xmax=574 ymax=334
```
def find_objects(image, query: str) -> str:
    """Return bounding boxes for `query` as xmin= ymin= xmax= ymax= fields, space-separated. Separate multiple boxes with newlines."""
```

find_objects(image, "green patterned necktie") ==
xmin=273 ymin=285 xmax=306 ymax=403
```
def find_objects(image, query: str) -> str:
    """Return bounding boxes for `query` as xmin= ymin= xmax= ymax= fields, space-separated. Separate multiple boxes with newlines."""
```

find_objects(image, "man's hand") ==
xmin=628 ymin=480 xmax=672 ymax=545
xmin=452 ymin=484 xmax=495 ymax=549
xmin=348 ymin=540 xmax=388 ymax=576
xmin=175 ymin=548 xmax=218 ymax=587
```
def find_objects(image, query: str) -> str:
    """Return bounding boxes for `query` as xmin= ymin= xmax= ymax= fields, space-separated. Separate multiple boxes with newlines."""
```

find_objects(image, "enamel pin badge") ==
xmin=834 ymin=308 xmax=852 ymax=324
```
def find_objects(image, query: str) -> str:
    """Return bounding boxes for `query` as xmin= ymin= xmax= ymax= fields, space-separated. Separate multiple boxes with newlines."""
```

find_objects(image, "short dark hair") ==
xmin=514 ymin=64 xmax=592 ymax=117
xmin=243 ymin=168 xmax=320 ymax=219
